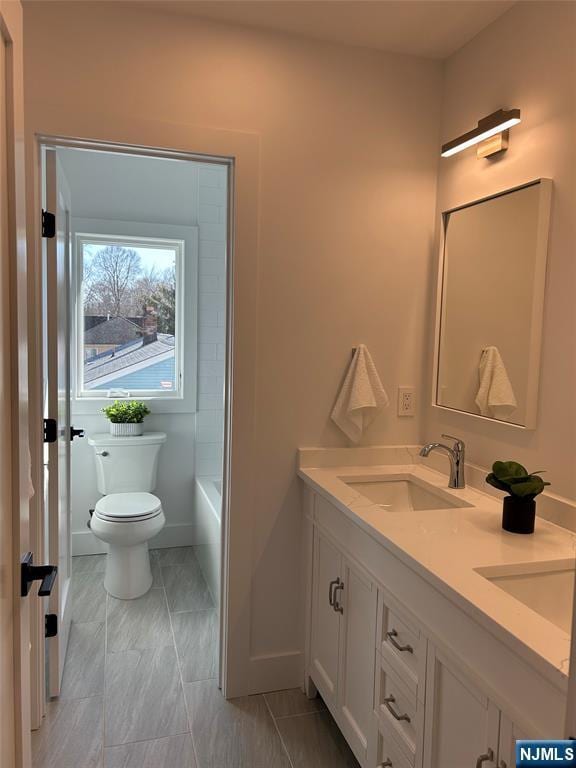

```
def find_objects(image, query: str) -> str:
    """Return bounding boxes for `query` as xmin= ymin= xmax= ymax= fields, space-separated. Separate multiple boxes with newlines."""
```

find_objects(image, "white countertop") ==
xmin=298 ymin=461 xmax=575 ymax=690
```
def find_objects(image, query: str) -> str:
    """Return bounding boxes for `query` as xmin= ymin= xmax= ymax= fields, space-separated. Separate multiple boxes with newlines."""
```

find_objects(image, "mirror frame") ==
xmin=431 ymin=178 xmax=553 ymax=430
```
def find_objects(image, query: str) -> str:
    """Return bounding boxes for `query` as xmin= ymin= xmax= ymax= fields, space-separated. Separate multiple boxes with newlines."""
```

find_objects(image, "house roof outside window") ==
xmin=84 ymin=334 xmax=175 ymax=390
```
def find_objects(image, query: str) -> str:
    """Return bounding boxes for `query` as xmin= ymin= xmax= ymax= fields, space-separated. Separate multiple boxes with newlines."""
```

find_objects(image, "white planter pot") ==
xmin=109 ymin=422 xmax=144 ymax=437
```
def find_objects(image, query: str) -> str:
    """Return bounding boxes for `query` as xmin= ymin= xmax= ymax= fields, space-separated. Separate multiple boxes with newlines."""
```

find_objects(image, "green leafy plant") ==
xmin=485 ymin=461 xmax=550 ymax=500
xmin=102 ymin=400 xmax=151 ymax=424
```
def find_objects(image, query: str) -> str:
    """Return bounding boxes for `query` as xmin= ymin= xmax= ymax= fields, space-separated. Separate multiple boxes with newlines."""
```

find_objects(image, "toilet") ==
xmin=88 ymin=432 xmax=167 ymax=599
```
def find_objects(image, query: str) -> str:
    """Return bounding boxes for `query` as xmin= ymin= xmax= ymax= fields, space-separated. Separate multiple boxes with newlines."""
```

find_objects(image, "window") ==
xmin=76 ymin=233 xmax=184 ymax=399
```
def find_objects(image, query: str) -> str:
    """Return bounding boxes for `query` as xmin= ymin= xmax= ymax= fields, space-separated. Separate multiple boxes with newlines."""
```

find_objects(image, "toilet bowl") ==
xmin=90 ymin=492 xmax=165 ymax=599
xmin=88 ymin=432 xmax=167 ymax=600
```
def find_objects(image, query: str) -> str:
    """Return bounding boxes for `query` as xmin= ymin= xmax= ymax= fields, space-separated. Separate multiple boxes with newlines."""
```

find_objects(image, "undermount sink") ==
xmin=341 ymin=477 xmax=473 ymax=512
xmin=476 ymin=560 xmax=575 ymax=634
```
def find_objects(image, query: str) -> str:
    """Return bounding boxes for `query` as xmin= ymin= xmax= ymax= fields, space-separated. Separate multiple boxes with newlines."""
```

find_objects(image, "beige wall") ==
xmin=426 ymin=1 xmax=576 ymax=500
xmin=23 ymin=3 xmax=442 ymax=685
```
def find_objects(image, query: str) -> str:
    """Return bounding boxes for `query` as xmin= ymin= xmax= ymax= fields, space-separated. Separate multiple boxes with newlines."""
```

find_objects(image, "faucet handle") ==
xmin=441 ymin=433 xmax=465 ymax=448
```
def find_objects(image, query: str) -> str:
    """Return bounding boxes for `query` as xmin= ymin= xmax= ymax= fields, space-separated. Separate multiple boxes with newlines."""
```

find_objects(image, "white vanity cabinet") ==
xmin=498 ymin=717 xmax=530 ymax=768
xmin=303 ymin=487 xmax=556 ymax=768
xmin=423 ymin=643 xmax=500 ymax=768
xmin=310 ymin=528 xmax=342 ymax=708
xmin=373 ymin=589 xmax=426 ymax=767
xmin=423 ymin=644 xmax=535 ymax=768
xmin=338 ymin=554 xmax=378 ymax=761
xmin=310 ymin=526 xmax=377 ymax=764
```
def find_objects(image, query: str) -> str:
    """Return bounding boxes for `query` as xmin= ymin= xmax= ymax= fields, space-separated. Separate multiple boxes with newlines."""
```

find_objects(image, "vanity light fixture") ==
xmin=441 ymin=108 xmax=521 ymax=159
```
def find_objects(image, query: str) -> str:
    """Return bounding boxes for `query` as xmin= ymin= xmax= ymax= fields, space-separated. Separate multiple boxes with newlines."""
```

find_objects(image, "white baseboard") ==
xmin=72 ymin=522 xmax=198 ymax=556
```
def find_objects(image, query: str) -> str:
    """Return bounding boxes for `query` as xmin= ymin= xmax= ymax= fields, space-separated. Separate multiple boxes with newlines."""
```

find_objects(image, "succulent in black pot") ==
xmin=485 ymin=461 xmax=550 ymax=534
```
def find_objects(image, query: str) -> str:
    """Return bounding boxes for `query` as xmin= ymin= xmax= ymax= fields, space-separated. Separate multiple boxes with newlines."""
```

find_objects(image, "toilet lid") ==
xmin=94 ymin=492 xmax=162 ymax=522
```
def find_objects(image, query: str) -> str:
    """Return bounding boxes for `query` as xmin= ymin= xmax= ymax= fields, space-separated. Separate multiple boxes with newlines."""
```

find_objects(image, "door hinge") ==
xmin=42 ymin=209 xmax=55 ymax=238
xmin=45 ymin=614 xmax=58 ymax=638
xmin=43 ymin=418 xmax=58 ymax=443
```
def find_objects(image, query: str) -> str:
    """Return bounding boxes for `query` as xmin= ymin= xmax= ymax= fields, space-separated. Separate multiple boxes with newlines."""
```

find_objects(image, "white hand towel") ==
xmin=475 ymin=346 xmax=517 ymax=418
xmin=331 ymin=345 xmax=390 ymax=443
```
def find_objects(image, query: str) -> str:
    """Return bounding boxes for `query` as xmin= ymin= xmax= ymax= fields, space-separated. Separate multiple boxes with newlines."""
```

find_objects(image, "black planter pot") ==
xmin=502 ymin=495 xmax=536 ymax=534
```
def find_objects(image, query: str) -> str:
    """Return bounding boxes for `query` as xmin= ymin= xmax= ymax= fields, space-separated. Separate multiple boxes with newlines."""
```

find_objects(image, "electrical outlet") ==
xmin=398 ymin=386 xmax=416 ymax=417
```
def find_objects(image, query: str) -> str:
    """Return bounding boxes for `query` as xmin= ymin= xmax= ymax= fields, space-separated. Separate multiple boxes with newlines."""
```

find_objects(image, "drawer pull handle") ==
xmin=328 ymin=578 xmax=339 ymax=607
xmin=379 ymin=761 xmax=393 ymax=767
xmin=383 ymin=695 xmax=411 ymax=723
xmin=333 ymin=582 xmax=344 ymax=614
xmin=386 ymin=629 xmax=414 ymax=654
xmin=499 ymin=762 xmax=507 ymax=768
xmin=476 ymin=748 xmax=494 ymax=768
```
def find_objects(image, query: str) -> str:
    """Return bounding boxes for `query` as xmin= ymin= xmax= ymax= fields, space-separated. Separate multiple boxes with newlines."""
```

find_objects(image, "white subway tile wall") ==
xmin=196 ymin=164 xmax=227 ymax=478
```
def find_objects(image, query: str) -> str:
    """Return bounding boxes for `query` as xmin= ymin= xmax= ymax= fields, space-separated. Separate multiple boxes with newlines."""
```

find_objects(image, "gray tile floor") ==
xmin=32 ymin=546 xmax=360 ymax=768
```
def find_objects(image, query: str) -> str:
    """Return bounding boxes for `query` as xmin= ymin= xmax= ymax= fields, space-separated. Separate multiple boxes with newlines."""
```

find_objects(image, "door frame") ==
xmin=0 ymin=1 xmax=32 ymax=766
xmin=26 ymin=119 xmax=260 ymax=703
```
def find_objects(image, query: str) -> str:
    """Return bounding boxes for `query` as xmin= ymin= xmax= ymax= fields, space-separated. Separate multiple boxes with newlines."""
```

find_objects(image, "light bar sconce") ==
xmin=441 ymin=108 xmax=521 ymax=159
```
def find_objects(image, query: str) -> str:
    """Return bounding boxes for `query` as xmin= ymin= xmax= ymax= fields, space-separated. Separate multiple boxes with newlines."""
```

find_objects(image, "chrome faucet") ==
xmin=419 ymin=434 xmax=466 ymax=489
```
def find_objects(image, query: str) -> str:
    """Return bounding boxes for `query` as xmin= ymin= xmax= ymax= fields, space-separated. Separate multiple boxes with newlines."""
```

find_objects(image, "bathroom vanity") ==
xmin=298 ymin=448 xmax=574 ymax=768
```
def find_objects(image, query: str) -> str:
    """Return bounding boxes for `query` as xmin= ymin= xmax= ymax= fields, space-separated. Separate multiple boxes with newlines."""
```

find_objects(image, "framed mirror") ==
xmin=433 ymin=179 xmax=552 ymax=429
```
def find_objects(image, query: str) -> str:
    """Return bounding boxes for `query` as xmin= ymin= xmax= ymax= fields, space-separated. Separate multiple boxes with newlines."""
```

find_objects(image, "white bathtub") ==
xmin=193 ymin=477 xmax=222 ymax=611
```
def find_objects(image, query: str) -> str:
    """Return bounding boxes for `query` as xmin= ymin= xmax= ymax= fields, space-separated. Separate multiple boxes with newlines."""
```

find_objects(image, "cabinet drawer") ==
xmin=375 ymin=654 xmax=423 ymax=765
xmin=376 ymin=723 xmax=413 ymax=768
xmin=378 ymin=593 xmax=426 ymax=700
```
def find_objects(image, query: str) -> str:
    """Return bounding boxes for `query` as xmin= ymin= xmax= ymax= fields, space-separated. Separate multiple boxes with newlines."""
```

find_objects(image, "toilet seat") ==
xmin=94 ymin=492 xmax=162 ymax=523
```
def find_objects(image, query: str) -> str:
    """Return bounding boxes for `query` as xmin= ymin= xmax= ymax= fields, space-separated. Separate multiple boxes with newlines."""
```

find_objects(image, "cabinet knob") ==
xmin=476 ymin=748 xmax=494 ymax=768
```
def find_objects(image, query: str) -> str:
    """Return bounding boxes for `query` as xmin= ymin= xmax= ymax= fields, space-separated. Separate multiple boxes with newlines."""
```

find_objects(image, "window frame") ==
xmin=77 ymin=233 xmax=183 ymax=398
xmin=72 ymin=218 xmax=198 ymax=414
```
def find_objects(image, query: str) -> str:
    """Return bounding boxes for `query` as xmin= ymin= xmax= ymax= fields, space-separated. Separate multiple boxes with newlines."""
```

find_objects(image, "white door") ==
xmin=423 ymin=644 xmax=499 ymax=768
xmin=338 ymin=557 xmax=377 ymax=764
xmin=44 ymin=149 xmax=73 ymax=696
xmin=0 ymin=25 xmax=16 ymax=768
xmin=310 ymin=528 xmax=342 ymax=708
xmin=0 ymin=1 xmax=32 ymax=765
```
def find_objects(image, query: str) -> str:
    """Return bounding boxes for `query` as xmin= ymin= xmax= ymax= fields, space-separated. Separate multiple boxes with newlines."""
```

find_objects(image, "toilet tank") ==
xmin=88 ymin=432 xmax=167 ymax=494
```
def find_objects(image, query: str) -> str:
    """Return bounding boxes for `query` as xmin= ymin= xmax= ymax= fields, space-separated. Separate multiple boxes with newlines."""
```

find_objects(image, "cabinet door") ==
xmin=310 ymin=528 xmax=342 ymax=707
xmin=423 ymin=644 xmax=499 ymax=768
xmin=498 ymin=716 xmax=530 ymax=768
xmin=338 ymin=557 xmax=378 ymax=764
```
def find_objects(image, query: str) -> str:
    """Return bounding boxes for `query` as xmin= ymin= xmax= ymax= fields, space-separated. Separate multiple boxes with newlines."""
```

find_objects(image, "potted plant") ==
xmin=102 ymin=400 xmax=151 ymax=437
xmin=485 ymin=461 xmax=550 ymax=534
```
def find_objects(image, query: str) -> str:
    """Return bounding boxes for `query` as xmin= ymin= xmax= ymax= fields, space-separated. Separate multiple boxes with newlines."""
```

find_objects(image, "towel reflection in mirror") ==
xmin=475 ymin=346 xmax=517 ymax=418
